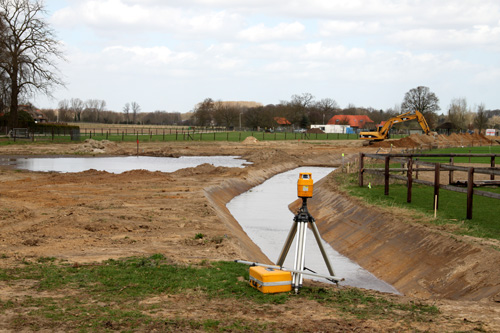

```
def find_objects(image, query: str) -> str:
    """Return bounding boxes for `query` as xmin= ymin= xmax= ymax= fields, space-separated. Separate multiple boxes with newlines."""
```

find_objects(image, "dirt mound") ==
xmin=242 ymin=136 xmax=259 ymax=144
xmin=74 ymin=139 xmax=118 ymax=154
xmin=172 ymin=163 xmax=245 ymax=177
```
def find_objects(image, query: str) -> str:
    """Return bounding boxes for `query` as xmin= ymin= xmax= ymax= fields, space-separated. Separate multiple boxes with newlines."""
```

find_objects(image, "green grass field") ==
xmin=0 ymin=254 xmax=438 ymax=331
xmin=1 ymin=130 xmax=413 ymax=144
xmin=416 ymin=145 xmax=500 ymax=164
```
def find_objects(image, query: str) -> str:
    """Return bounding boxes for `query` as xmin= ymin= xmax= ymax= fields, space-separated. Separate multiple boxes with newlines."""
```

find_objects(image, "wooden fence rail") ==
xmin=359 ymin=153 xmax=500 ymax=219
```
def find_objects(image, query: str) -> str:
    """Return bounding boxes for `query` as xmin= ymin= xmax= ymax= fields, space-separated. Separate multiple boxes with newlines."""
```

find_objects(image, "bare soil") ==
xmin=0 ymin=135 xmax=499 ymax=331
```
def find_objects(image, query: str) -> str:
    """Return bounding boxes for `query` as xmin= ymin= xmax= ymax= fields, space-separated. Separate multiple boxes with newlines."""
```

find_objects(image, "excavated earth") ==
xmin=0 ymin=134 xmax=499 ymax=331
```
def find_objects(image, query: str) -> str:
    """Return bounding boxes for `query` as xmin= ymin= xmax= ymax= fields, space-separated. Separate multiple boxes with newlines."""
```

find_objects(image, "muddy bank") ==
xmin=307 ymin=172 xmax=500 ymax=301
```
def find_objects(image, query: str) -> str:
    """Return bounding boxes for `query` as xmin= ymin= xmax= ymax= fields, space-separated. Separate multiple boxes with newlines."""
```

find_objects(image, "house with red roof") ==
xmin=327 ymin=115 xmax=374 ymax=129
xmin=274 ymin=117 xmax=291 ymax=125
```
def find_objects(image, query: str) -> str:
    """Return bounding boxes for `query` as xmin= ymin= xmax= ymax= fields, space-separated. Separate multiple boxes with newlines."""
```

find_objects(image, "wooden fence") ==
xmin=358 ymin=153 xmax=500 ymax=219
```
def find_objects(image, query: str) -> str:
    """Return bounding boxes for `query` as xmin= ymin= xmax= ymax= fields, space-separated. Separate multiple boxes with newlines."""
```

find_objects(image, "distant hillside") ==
xmin=218 ymin=101 xmax=263 ymax=108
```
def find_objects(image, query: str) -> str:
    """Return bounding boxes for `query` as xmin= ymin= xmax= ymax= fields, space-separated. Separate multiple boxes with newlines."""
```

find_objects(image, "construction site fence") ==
xmin=2 ymin=126 xmax=395 ymax=142
xmin=358 ymin=153 xmax=500 ymax=220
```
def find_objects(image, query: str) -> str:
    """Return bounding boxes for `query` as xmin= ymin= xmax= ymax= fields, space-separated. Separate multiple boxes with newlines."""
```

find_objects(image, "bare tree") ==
xmin=70 ymin=98 xmax=84 ymax=122
xmin=284 ymin=93 xmax=315 ymax=126
xmin=213 ymin=101 xmax=239 ymax=127
xmin=97 ymin=100 xmax=106 ymax=122
xmin=314 ymin=98 xmax=339 ymax=124
xmin=57 ymin=99 xmax=73 ymax=122
xmin=123 ymin=102 xmax=130 ymax=124
xmin=474 ymin=103 xmax=488 ymax=133
xmin=131 ymin=101 xmax=140 ymax=124
xmin=0 ymin=0 xmax=64 ymax=129
xmin=0 ymin=11 xmax=9 ymax=112
xmin=401 ymin=86 xmax=440 ymax=128
xmin=447 ymin=97 xmax=468 ymax=131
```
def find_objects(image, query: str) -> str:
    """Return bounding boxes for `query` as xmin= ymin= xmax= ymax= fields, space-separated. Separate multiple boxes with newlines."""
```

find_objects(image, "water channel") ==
xmin=0 ymin=156 xmax=250 ymax=173
xmin=0 ymin=155 xmax=397 ymax=292
xmin=227 ymin=167 xmax=399 ymax=294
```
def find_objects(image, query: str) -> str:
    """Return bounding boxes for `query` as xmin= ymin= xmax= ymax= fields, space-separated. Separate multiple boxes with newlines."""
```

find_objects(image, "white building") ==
xmin=486 ymin=129 xmax=499 ymax=136
xmin=311 ymin=124 xmax=350 ymax=134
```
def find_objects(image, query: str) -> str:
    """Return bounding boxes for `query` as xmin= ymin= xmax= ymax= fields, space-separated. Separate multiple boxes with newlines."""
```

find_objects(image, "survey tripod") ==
xmin=276 ymin=196 xmax=337 ymax=293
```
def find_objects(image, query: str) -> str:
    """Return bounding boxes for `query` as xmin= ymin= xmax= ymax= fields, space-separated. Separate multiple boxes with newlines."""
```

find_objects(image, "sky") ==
xmin=33 ymin=0 xmax=500 ymax=115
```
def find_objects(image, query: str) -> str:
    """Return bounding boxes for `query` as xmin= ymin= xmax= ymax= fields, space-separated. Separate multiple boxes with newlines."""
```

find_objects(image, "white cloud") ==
xmin=52 ymin=0 xmax=244 ymax=39
xmin=41 ymin=0 xmax=500 ymax=113
xmin=388 ymin=24 xmax=500 ymax=50
xmin=319 ymin=20 xmax=381 ymax=36
xmin=238 ymin=22 xmax=305 ymax=42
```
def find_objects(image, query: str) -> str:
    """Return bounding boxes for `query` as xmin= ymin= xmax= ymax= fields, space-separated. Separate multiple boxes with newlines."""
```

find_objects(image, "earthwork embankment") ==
xmin=207 ymin=161 xmax=500 ymax=301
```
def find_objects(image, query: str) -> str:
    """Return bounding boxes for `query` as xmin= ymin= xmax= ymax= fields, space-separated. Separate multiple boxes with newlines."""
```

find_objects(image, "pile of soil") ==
xmin=242 ymin=136 xmax=259 ymax=144
xmin=372 ymin=133 xmax=495 ymax=148
xmin=74 ymin=139 xmax=118 ymax=154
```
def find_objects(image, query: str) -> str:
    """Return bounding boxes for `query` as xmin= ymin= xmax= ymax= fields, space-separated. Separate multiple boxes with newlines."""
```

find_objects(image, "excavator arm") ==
xmin=359 ymin=110 xmax=430 ymax=141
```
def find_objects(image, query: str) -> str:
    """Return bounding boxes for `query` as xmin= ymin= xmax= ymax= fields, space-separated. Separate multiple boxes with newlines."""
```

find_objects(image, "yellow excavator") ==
xmin=359 ymin=110 xmax=430 ymax=143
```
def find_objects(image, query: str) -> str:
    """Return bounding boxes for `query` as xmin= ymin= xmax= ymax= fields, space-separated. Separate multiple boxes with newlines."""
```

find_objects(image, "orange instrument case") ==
xmin=249 ymin=266 xmax=292 ymax=294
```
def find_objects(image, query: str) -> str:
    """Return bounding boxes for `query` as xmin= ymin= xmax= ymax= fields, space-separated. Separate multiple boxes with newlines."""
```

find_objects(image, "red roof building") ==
xmin=327 ymin=115 xmax=374 ymax=128
xmin=274 ymin=117 xmax=291 ymax=125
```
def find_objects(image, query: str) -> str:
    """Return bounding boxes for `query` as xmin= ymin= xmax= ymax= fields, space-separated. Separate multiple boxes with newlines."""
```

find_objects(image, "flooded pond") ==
xmin=0 ymin=156 xmax=250 ymax=174
xmin=227 ymin=167 xmax=399 ymax=294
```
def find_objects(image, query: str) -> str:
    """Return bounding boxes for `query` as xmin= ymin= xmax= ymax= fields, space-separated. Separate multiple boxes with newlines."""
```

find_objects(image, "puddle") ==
xmin=227 ymin=167 xmax=399 ymax=294
xmin=0 ymin=156 xmax=250 ymax=174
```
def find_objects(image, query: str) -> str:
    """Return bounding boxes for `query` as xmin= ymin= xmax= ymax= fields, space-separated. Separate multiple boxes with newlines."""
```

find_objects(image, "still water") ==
xmin=0 ymin=156 xmax=250 ymax=174
xmin=227 ymin=167 xmax=399 ymax=294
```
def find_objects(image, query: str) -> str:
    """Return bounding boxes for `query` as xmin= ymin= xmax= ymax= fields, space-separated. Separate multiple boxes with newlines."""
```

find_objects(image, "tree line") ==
xmin=25 ymin=87 xmax=500 ymax=132
xmin=190 ymin=87 xmax=498 ymax=132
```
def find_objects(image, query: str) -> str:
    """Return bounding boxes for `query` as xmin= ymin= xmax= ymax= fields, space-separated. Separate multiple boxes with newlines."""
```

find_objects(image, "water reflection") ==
xmin=227 ymin=167 xmax=399 ymax=294
xmin=0 ymin=156 xmax=250 ymax=174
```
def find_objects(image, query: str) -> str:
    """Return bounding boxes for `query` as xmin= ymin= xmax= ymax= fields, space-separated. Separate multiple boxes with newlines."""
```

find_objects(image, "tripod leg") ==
xmin=292 ymin=222 xmax=303 ymax=288
xmin=310 ymin=221 xmax=336 ymax=277
xmin=298 ymin=222 xmax=308 ymax=288
xmin=276 ymin=222 xmax=297 ymax=266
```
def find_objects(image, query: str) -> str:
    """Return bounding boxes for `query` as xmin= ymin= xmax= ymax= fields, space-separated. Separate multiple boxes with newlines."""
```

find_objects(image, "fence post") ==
xmin=359 ymin=153 xmax=364 ymax=187
xmin=384 ymin=155 xmax=390 ymax=195
xmin=407 ymin=158 xmax=413 ymax=203
xmin=449 ymin=157 xmax=454 ymax=184
xmin=415 ymin=158 xmax=419 ymax=179
xmin=467 ymin=167 xmax=474 ymax=219
xmin=434 ymin=163 xmax=440 ymax=210
xmin=491 ymin=156 xmax=496 ymax=181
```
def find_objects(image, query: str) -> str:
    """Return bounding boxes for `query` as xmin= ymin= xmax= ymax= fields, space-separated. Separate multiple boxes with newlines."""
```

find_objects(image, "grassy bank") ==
xmin=0 ymin=254 xmax=438 ymax=331
xmin=339 ymin=145 xmax=500 ymax=241
xmin=346 ymin=183 xmax=500 ymax=240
